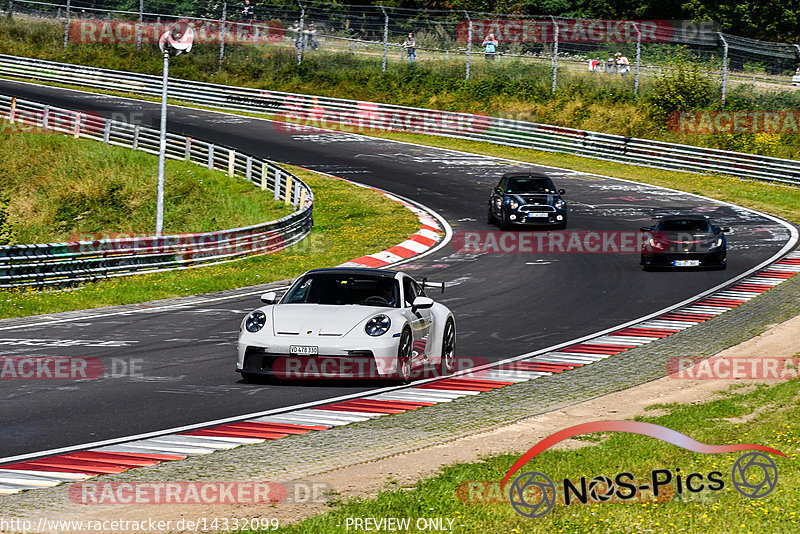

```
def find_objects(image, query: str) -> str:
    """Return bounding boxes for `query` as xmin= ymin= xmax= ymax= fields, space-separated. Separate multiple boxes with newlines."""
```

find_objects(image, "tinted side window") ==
xmin=403 ymin=278 xmax=421 ymax=307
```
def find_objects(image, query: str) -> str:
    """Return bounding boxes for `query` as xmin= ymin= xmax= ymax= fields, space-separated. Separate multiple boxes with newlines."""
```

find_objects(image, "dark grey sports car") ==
xmin=487 ymin=173 xmax=567 ymax=230
xmin=640 ymin=215 xmax=729 ymax=270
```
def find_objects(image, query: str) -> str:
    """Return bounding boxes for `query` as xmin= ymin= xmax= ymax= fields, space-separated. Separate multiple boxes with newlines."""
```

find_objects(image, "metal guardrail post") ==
xmin=379 ymin=6 xmax=388 ymax=73
xmin=718 ymin=32 xmax=728 ymax=103
xmin=464 ymin=11 xmax=471 ymax=81
xmin=42 ymin=105 xmax=50 ymax=130
xmin=219 ymin=0 xmax=227 ymax=72
xmin=633 ymin=23 xmax=641 ymax=96
xmin=550 ymin=16 xmax=558 ymax=93
xmin=297 ymin=0 xmax=304 ymax=65
xmin=156 ymin=47 xmax=170 ymax=237
xmin=261 ymin=162 xmax=268 ymax=191
xmin=184 ymin=138 xmax=191 ymax=159
xmin=63 ymin=0 xmax=71 ymax=49
xmin=207 ymin=144 xmax=215 ymax=169
xmin=274 ymin=169 xmax=282 ymax=200
xmin=132 ymin=124 xmax=140 ymax=149
xmin=7 ymin=0 xmax=13 ymax=19
xmin=137 ymin=0 xmax=143 ymax=52
xmin=103 ymin=120 xmax=111 ymax=143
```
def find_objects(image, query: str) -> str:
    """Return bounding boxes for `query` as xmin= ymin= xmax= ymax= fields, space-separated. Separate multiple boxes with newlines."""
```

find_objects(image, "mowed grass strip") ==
xmin=1 ymin=159 xmax=420 ymax=318
xmin=267 ymin=378 xmax=800 ymax=534
xmin=0 ymin=128 xmax=291 ymax=243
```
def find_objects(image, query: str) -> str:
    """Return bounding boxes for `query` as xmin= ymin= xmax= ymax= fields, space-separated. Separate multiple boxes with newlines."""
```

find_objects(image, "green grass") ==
xmin=1 ymin=166 xmax=420 ymax=318
xmin=0 ymin=127 xmax=291 ymax=243
xmin=2 ymin=17 xmax=799 ymax=159
xmin=267 ymin=377 xmax=800 ymax=534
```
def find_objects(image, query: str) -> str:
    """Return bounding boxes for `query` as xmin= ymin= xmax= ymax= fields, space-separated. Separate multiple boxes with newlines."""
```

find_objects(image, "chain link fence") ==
xmin=3 ymin=0 xmax=800 ymax=96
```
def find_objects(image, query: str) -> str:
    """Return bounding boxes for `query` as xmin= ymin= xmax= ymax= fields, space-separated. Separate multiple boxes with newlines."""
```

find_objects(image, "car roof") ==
xmin=304 ymin=267 xmax=399 ymax=278
xmin=502 ymin=172 xmax=552 ymax=179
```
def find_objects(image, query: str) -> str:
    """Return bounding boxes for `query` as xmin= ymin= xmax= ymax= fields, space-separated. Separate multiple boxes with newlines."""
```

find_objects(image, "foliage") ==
xmin=645 ymin=58 xmax=715 ymax=129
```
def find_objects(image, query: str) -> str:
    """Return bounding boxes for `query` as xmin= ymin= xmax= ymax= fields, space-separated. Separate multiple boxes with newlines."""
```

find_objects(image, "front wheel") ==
xmin=439 ymin=318 xmax=456 ymax=377
xmin=396 ymin=329 xmax=413 ymax=384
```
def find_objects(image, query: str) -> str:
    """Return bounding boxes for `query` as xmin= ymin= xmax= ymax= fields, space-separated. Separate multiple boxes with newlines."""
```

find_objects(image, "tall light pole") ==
xmin=156 ymin=22 xmax=194 ymax=236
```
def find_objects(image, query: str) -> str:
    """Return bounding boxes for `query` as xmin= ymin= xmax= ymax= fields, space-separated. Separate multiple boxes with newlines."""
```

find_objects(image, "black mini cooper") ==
xmin=487 ymin=173 xmax=567 ymax=230
xmin=640 ymin=215 xmax=729 ymax=270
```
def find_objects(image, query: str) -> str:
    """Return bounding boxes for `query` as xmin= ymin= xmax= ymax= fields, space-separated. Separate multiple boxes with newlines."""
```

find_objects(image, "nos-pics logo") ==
xmin=502 ymin=421 xmax=783 ymax=518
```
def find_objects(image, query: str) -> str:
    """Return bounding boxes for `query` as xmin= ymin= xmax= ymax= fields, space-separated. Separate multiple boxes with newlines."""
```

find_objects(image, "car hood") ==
xmin=270 ymin=304 xmax=390 ymax=336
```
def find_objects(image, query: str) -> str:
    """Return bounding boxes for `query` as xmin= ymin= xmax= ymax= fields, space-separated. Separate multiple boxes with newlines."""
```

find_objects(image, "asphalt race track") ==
xmin=0 ymin=79 xmax=793 ymax=460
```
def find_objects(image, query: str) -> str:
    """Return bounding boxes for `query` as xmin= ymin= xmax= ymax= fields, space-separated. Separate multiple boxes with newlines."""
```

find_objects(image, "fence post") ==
xmin=550 ymin=16 xmax=558 ymax=93
xmin=245 ymin=156 xmax=252 ymax=182
xmin=285 ymin=175 xmax=293 ymax=205
xmin=8 ymin=97 xmax=15 ymax=123
xmin=718 ymin=32 xmax=728 ymax=103
xmin=219 ymin=0 xmax=227 ymax=72
xmin=8 ymin=0 xmax=13 ymax=19
xmin=73 ymin=112 xmax=81 ymax=138
xmin=136 ymin=0 xmax=143 ymax=52
xmin=208 ymin=144 xmax=215 ymax=169
xmin=633 ymin=23 xmax=641 ymax=95
xmin=133 ymin=124 xmax=140 ymax=149
xmin=464 ymin=11 xmax=471 ymax=81
xmin=379 ymin=6 xmax=388 ymax=73
xmin=297 ymin=0 xmax=304 ymax=65
xmin=63 ymin=0 xmax=71 ymax=48
xmin=261 ymin=162 xmax=269 ymax=191
xmin=228 ymin=149 xmax=236 ymax=176
xmin=184 ymin=138 xmax=191 ymax=159
xmin=103 ymin=120 xmax=111 ymax=143
xmin=274 ymin=169 xmax=282 ymax=200
xmin=42 ymin=104 xmax=50 ymax=130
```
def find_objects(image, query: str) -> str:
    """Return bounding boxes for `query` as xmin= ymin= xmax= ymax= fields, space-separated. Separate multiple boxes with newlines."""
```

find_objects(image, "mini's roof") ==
xmin=656 ymin=214 xmax=711 ymax=221
xmin=502 ymin=172 xmax=552 ymax=179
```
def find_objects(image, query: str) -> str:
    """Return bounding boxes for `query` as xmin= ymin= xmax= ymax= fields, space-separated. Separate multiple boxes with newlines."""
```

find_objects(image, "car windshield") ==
xmin=506 ymin=177 xmax=556 ymax=194
xmin=282 ymin=273 xmax=400 ymax=307
xmin=657 ymin=219 xmax=712 ymax=233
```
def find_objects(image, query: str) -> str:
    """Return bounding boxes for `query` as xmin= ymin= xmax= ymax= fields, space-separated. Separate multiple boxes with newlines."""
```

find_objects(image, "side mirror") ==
xmin=411 ymin=296 xmax=434 ymax=312
xmin=721 ymin=226 xmax=731 ymax=233
xmin=640 ymin=226 xmax=653 ymax=232
xmin=557 ymin=188 xmax=566 ymax=195
xmin=260 ymin=291 xmax=278 ymax=304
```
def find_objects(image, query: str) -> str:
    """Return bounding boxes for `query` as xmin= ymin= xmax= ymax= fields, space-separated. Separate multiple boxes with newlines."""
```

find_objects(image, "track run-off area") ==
xmin=0 ymin=78 xmax=796 ymax=466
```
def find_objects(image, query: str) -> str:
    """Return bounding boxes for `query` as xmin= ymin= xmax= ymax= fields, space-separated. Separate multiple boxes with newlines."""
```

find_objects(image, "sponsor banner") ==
xmin=668 ymin=111 xmax=800 ymax=134
xmin=454 ymin=19 xmax=679 ymax=43
xmin=69 ymin=20 xmax=286 ymax=45
xmin=452 ymin=231 xmax=647 ymax=254
xmin=667 ymin=356 xmax=800 ymax=380
xmin=0 ymin=357 xmax=103 ymax=380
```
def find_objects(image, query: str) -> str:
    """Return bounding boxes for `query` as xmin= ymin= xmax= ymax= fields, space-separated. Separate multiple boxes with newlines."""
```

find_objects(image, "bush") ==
xmin=0 ymin=198 xmax=15 ymax=245
xmin=645 ymin=59 xmax=716 ymax=128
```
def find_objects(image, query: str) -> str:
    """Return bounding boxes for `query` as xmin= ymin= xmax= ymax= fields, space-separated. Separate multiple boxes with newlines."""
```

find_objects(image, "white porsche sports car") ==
xmin=236 ymin=268 xmax=456 ymax=383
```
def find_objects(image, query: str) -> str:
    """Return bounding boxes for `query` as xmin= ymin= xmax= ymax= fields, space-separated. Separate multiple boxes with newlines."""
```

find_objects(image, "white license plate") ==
xmin=674 ymin=260 xmax=701 ymax=267
xmin=527 ymin=213 xmax=549 ymax=218
xmin=290 ymin=345 xmax=318 ymax=355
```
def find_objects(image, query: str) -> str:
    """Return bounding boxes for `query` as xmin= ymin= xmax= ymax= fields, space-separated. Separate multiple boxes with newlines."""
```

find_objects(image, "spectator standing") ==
xmin=616 ymin=52 xmax=630 ymax=76
xmin=403 ymin=32 xmax=416 ymax=64
xmin=482 ymin=32 xmax=498 ymax=60
xmin=606 ymin=56 xmax=616 ymax=74
xmin=290 ymin=20 xmax=302 ymax=50
xmin=306 ymin=21 xmax=319 ymax=50
xmin=240 ymin=0 xmax=254 ymax=36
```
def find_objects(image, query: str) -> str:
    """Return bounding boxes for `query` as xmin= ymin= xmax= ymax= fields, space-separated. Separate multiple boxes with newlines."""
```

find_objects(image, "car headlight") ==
xmin=245 ymin=310 xmax=267 ymax=333
xmin=710 ymin=237 xmax=723 ymax=249
xmin=365 ymin=315 xmax=391 ymax=337
xmin=648 ymin=237 xmax=665 ymax=250
xmin=505 ymin=198 xmax=519 ymax=209
xmin=554 ymin=199 xmax=565 ymax=210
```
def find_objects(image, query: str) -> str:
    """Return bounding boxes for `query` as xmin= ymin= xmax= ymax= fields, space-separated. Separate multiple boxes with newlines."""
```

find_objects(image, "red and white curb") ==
xmin=338 ymin=189 xmax=445 ymax=269
xmin=1 ymin=251 xmax=798 ymax=496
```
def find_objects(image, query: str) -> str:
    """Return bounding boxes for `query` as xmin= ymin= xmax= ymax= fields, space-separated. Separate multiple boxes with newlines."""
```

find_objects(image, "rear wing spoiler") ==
xmin=422 ymin=278 xmax=445 ymax=294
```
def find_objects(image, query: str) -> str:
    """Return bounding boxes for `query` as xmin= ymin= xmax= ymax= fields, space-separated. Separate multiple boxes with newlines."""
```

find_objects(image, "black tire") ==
xmin=487 ymin=205 xmax=496 ymax=225
xmin=499 ymin=210 xmax=510 ymax=231
xmin=396 ymin=328 xmax=413 ymax=384
xmin=439 ymin=318 xmax=456 ymax=377
xmin=241 ymin=372 xmax=267 ymax=384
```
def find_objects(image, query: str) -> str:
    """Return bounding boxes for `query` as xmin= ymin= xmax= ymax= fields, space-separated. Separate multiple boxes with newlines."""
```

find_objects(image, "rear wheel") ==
xmin=439 ymin=319 xmax=456 ymax=376
xmin=396 ymin=328 xmax=413 ymax=384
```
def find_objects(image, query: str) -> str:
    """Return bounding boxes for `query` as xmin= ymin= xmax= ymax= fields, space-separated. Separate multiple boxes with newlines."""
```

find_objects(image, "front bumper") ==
xmin=504 ymin=208 xmax=566 ymax=226
xmin=236 ymin=335 xmax=400 ymax=379
xmin=642 ymin=250 xmax=726 ymax=268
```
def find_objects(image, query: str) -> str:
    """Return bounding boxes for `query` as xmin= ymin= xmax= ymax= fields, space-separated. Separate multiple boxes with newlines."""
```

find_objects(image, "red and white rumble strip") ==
xmin=339 ymin=190 xmax=445 ymax=268
xmin=1 ymin=253 xmax=797 ymax=496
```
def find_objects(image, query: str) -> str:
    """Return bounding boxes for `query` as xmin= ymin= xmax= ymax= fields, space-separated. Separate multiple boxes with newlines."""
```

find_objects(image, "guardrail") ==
xmin=0 ymin=54 xmax=797 ymax=186
xmin=0 ymin=94 xmax=314 ymax=290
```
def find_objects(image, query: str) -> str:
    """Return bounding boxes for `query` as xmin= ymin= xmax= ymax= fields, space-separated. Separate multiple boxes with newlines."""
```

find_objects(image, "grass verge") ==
xmin=1 ymin=166 xmax=420 ymax=319
xmin=0 ymin=128 xmax=291 ymax=243
xmin=269 ymin=377 xmax=800 ymax=533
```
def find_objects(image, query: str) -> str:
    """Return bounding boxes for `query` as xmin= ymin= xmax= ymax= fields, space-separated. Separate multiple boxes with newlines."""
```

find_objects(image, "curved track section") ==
xmin=0 ymin=79 xmax=794 ymax=461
